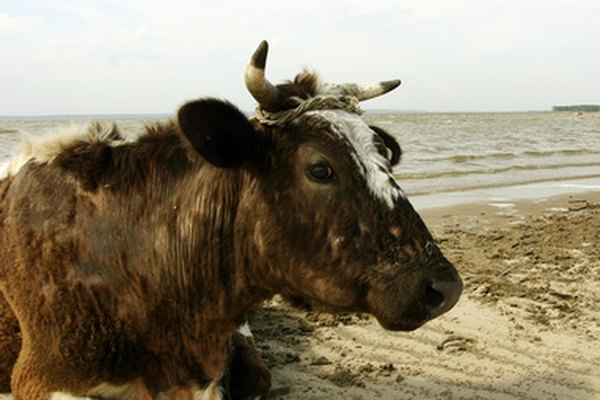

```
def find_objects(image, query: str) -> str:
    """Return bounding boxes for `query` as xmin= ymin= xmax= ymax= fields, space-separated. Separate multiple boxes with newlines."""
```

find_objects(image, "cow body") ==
xmin=0 ymin=123 xmax=261 ymax=399
xmin=0 ymin=42 xmax=461 ymax=399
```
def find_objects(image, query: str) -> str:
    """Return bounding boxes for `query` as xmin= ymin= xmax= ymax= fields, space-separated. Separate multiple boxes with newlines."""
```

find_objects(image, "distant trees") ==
xmin=552 ymin=105 xmax=600 ymax=112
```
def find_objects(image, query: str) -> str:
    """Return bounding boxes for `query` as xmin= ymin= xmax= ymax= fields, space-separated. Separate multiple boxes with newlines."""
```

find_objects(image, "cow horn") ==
xmin=326 ymin=80 xmax=401 ymax=101
xmin=245 ymin=40 xmax=282 ymax=112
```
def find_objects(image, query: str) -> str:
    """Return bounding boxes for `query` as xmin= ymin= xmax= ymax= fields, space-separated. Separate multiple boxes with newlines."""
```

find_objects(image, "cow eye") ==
xmin=307 ymin=161 xmax=336 ymax=183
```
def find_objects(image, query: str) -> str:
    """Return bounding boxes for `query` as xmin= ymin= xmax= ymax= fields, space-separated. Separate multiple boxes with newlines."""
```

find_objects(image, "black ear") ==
xmin=177 ymin=98 xmax=259 ymax=168
xmin=370 ymin=126 xmax=402 ymax=166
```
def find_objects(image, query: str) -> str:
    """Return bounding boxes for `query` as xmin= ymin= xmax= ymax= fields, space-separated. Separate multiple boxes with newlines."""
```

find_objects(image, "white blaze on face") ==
xmin=307 ymin=109 xmax=405 ymax=209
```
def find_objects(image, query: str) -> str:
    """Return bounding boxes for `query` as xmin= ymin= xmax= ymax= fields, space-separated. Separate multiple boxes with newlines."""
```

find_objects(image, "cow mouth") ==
xmin=284 ymin=268 xmax=463 ymax=331
xmin=366 ymin=272 xmax=463 ymax=332
xmin=371 ymin=307 xmax=442 ymax=332
xmin=374 ymin=316 xmax=427 ymax=332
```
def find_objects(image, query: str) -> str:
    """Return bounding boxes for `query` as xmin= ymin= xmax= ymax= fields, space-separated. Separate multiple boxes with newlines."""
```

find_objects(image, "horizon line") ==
xmin=0 ymin=108 xmax=555 ymax=120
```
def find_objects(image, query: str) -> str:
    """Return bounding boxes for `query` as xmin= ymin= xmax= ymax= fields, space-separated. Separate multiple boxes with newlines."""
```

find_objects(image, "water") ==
xmin=1 ymin=112 xmax=600 ymax=196
xmin=365 ymin=112 xmax=600 ymax=195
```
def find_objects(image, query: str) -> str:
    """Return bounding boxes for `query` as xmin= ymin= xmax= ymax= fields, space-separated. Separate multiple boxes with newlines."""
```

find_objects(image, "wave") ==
xmin=522 ymin=149 xmax=596 ymax=157
xmin=446 ymin=153 xmax=514 ymax=163
xmin=395 ymin=161 xmax=600 ymax=181
xmin=416 ymin=149 xmax=600 ymax=164
xmin=405 ymin=173 xmax=600 ymax=196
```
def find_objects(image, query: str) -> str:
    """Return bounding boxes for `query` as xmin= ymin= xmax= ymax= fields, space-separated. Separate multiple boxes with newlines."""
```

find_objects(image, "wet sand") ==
xmin=251 ymin=190 xmax=600 ymax=399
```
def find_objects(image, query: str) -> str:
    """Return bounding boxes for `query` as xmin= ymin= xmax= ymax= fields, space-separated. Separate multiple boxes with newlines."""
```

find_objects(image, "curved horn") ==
xmin=244 ymin=40 xmax=282 ymax=112
xmin=325 ymin=80 xmax=401 ymax=102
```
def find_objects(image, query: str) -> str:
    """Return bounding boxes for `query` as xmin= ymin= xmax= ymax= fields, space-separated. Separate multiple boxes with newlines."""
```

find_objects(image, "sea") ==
xmin=1 ymin=112 xmax=600 ymax=201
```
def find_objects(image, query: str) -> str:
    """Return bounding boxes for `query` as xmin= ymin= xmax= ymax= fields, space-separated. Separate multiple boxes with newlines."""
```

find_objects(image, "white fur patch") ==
xmin=0 ymin=153 xmax=30 ymax=180
xmin=306 ymin=109 xmax=405 ymax=208
xmin=1 ymin=122 xmax=121 ymax=179
xmin=50 ymin=379 xmax=223 ymax=400
xmin=86 ymin=381 xmax=140 ymax=400
xmin=237 ymin=322 xmax=253 ymax=337
xmin=50 ymin=394 xmax=95 ymax=400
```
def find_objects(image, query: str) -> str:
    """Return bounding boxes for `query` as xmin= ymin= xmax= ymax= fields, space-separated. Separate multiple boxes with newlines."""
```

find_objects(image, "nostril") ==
xmin=425 ymin=284 xmax=444 ymax=309
xmin=424 ymin=278 xmax=464 ymax=318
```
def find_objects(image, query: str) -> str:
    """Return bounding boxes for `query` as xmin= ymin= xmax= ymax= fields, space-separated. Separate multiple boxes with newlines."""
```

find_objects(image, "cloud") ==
xmin=1 ymin=1 xmax=598 ymax=114
xmin=0 ymin=12 xmax=43 ymax=37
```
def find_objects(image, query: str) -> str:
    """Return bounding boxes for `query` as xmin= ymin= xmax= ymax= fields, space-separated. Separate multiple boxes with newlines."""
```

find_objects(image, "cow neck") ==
xmin=137 ymin=164 xmax=256 ymax=386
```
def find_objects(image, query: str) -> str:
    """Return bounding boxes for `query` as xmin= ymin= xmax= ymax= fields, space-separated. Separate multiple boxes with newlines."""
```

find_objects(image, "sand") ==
xmin=251 ymin=191 xmax=600 ymax=400
xmin=1 ymin=191 xmax=599 ymax=399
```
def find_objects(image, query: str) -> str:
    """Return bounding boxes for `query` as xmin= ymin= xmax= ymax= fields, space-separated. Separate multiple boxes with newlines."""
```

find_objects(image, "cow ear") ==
xmin=177 ymin=98 xmax=259 ymax=168
xmin=370 ymin=126 xmax=402 ymax=166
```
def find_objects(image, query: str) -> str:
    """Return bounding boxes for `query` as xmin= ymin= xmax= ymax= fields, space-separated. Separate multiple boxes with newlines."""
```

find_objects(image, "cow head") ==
xmin=177 ymin=41 xmax=462 ymax=331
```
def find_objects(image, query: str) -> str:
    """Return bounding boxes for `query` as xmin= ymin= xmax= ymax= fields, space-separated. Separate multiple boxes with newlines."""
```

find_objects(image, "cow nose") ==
xmin=424 ymin=277 xmax=463 ymax=319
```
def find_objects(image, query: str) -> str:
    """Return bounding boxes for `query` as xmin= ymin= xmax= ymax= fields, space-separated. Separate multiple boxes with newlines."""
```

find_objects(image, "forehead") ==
xmin=302 ymin=109 xmax=405 ymax=208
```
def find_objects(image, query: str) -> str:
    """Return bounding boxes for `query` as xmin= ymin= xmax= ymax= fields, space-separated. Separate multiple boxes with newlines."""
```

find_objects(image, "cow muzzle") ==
xmin=423 ymin=271 xmax=463 ymax=320
xmin=421 ymin=242 xmax=463 ymax=320
xmin=367 ymin=242 xmax=463 ymax=331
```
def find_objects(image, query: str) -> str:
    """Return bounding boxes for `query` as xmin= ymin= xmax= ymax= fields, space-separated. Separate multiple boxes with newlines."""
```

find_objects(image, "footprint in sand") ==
xmin=436 ymin=335 xmax=477 ymax=353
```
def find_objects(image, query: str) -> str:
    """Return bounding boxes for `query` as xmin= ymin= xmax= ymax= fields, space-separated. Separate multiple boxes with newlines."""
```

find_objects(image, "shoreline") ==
xmin=419 ymin=188 xmax=600 ymax=232
xmin=409 ymin=176 xmax=600 ymax=213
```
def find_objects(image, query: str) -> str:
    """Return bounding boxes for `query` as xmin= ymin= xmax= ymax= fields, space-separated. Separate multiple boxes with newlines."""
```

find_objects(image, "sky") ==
xmin=1 ymin=0 xmax=599 ymax=115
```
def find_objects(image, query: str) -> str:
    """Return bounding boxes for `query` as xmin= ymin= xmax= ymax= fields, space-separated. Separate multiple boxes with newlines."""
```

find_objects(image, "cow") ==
xmin=0 ymin=41 xmax=462 ymax=400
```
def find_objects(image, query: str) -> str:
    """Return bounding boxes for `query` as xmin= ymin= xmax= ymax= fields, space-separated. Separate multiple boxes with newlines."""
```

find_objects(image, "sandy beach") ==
xmin=249 ymin=189 xmax=600 ymax=400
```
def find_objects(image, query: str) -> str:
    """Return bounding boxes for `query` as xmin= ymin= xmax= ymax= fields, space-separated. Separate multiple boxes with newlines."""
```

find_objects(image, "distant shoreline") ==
xmin=0 ymin=110 xmax=557 ymax=120
xmin=3 ymin=106 xmax=600 ymax=119
xmin=552 ymin=104 xmax=600 ymax=112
